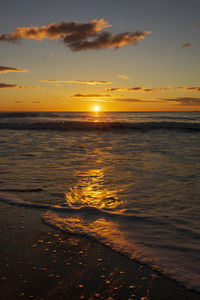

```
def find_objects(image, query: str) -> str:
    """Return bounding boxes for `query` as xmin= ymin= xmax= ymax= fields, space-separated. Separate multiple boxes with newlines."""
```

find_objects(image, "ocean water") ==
xmin=0 ymin=111 xmax=200 ymax=291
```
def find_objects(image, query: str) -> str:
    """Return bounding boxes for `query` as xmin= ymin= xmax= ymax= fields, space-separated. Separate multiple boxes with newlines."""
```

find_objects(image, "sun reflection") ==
xmin=65 ymin=169 xmax=121 ymax=209
xmin=44 ymin=211 xmax=142 ymax=260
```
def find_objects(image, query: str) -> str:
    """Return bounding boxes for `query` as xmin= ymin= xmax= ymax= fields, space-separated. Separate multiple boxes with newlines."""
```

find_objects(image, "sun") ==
xmin=93 ymin=105 xmax=100 ymax=112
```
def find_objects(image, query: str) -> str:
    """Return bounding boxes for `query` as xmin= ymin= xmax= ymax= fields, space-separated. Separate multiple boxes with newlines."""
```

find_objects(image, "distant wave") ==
xmin=0 ymin=112 xmax=58 ymax=118
xmin=0 ymin=188 xmax=43 ymax=193
xmin=0 ymin=120 xmax=199 ymax=132
xmin=146 ymin=115 xmax=197 ymax=121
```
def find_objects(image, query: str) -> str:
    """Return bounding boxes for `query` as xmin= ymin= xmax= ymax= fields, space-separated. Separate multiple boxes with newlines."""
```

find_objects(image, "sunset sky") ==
xmin=0 ymin=0 xmax=200 ymax=111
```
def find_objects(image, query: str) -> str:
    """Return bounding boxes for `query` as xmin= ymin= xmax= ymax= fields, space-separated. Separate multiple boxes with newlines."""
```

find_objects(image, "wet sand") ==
xmin=0 ymin=202 xmax=199 ymax=300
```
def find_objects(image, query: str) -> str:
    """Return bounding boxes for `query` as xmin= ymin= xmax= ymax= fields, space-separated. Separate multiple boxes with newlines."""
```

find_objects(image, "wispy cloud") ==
xmin=41 ymin=79 xmax=112 ymax=85
xmin=117 ymin=75 xmax=129 ymax=80
xmin=181 ymin=43 xmax=192 ymax=48
xmin=0 ymin=66 xmax=28 ymax=73
xmin=177 ymin=86 xmax=200 ymax=92
xmin=112 ymin=98 xmax=158 ymax=103
xmin=0 ymin=83 xmax=26 ymax=89
xmin=106 ymin=86 xmax=200 ymax=93
xmin=113 ymin=98 xmax=145 ymax=103
xmin=105 ymin=87 xmax=168 ymax=93
xmin=70 ymin=93 xmax=158 ymax=103
xmin=161 ymin=97 xmax=200 ymax=106
xmin=0 ymin=19 xmax=151 ymax=51
xmin=71 ymin=93 xmax=112 ymax=98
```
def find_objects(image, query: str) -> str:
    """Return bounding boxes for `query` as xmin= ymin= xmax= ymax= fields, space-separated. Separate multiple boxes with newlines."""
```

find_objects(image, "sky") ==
xmin=0 ymin=0 xmax=200 ymax=111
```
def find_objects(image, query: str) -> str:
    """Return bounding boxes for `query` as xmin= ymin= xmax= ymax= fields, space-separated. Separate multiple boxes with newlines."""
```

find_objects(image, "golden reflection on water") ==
xmin=44 ymin=211 xmax=142 ymax=260
xmin=65 ymin=168 xmax=121 ymax=209
xmin=92 ymin=110 xmax=100 ymax=122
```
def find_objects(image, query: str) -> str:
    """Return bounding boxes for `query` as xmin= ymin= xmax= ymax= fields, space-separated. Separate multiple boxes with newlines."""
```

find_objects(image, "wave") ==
xmin=0 ymin=188 xmax=44 ymax=193
xmin=0 ymin=120 xmax=199 ymax=132
xmin=0 ymin=192 xmax=200 ymax=293
xmin=0 ymin=192 xmax=167 ymax=224
xmin=0 ymin=112 xmax=59 ymax=118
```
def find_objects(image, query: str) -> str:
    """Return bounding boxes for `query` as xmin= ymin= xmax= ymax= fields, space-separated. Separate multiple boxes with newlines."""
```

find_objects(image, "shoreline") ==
xmin=0 ymin=202 xmax=199 ymax=300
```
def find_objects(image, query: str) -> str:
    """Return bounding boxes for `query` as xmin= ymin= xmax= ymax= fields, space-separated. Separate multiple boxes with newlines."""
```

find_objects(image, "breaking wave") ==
xmin=0 ymin=192 xmax=200 ymax=293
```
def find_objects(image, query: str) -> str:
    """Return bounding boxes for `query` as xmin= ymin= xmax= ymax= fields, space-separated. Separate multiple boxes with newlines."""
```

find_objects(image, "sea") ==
xmin=0 ymin=111 xmax=199 ymax=292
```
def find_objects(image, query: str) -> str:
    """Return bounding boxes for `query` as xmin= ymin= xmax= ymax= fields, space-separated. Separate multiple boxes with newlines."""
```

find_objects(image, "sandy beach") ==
xmin=0 ymin=202 xmax=199 ymax=300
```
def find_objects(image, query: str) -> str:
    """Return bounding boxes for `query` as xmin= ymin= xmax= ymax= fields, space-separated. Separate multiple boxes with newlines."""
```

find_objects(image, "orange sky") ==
xmin=0 ymin=1 xmax=199 ymax=111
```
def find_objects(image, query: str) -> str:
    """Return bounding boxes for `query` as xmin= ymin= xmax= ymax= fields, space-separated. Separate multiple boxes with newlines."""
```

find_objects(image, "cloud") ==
xmin=71 ymin=93 xmax=112 ymax=98
xmin=161 ymin=97 xmax=200 ymax=106
xmin=181 ymin=43 xmax=192 ymax=48
xmin=64 ymin=30 xmax=151 ymax=51
xmin=0 ymin=19 xmax=151 ymax=51
xmin=41 ymin=79 xmax=112 ymax=85
xmin=71 ymin=93 xmax=158 ymax=103
xmin=0 ymin=66 xmax=28 ymax=73
xmin=105 ymin=87 xmax=167 ymax=93
xmin=113 ymin=98 xmax=144 ymax=103
xmin=114 ymin=98 xmax=159 ymax=103
xmin=0 ymin=19 xmax=109 ymax=41
xmin=106 ymin=86 xmax=200 ymax=93
xmin=108 ymin=98 xmax=159 ymax=103
xmin=105 ymin=87 xmax=142 ymax=92
xmin=177 ymin=86 xmax=200 ymax=92
xmin=32 ymin=86 xmax=40 ymax=89
xmin=144 ymin=88 xmax=163 ymax=92
xmin=117 ymin=75 xmax=129 ymax=80
xmin=0 ymin=83 xmax=26 ymax=89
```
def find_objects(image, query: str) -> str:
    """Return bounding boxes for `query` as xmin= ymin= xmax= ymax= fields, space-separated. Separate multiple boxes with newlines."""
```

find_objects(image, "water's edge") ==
xmin=0 ymin=192 xmax=199 ymax=294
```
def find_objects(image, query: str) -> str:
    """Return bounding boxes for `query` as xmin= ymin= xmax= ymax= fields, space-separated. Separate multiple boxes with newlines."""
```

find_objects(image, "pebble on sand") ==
xmin=19 ymin=292 xmax=25 ymax=297
xmin=129 ymin=285 xmax=135 ymax=289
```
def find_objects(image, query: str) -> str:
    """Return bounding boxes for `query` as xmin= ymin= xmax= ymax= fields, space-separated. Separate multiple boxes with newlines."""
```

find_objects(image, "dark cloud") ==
xmin=161 ymin=97 xmax=200 ymax=106
xmin=63 ymin=30 xmax=151 ymax=51
xmin=0 ymin=19 xmax=151 ymax=51
xmin=41 ymin=80 xmax=112 ymax=85
xmin=0 ymin=83 xmax=26 ymax=89
xmin=181 ymin=43 xmax=192 ymax=48
xmin=0 ymin=66 xmax=28 ymax=73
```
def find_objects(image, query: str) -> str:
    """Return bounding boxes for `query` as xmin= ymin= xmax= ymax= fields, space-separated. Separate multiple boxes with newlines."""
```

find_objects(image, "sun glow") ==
xmin=93 ymin=105 xmax=100 ymax=112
